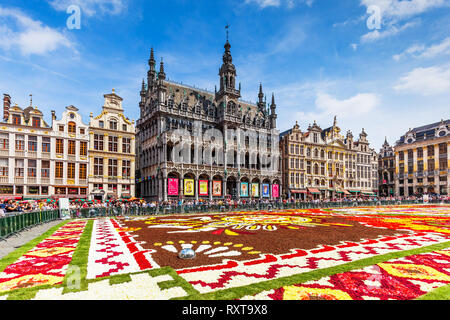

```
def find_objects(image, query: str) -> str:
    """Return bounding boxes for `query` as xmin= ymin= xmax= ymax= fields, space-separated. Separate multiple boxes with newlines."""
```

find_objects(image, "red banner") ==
xmin=168 ymin=178 xmax=179 ymax=196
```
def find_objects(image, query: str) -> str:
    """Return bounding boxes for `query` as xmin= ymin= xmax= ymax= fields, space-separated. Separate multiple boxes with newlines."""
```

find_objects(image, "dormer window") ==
xmin=32 ymin=117 xmax=40 ymax=128
xmin=58 ymin=125 xmax=64 ymax=132
xmin=68 ymin=122 xmax=76 ymax=133
xmin=99 ymin=121 xmax=104 ymax=128
xmin=12 ymin=114 xmax=21 ymax=125
xmin=109 ymin=120 xmax=117 ymax=130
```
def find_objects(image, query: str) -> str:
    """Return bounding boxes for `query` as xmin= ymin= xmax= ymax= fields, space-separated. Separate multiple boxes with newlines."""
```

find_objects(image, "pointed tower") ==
xmin=147 ymin=47 xmax=157 ymax=88
xmin=158 ymin=57 xmax=166 ymax=81
xmin=216 ymin=37 xmax=241 ymax=101
xmin=139 ymin=79 xmax=146 ymax=118
xmin=270 ymin=93 xmax=277 ymax=129
xmin=157 ymin=58 xmax=167 ymax=104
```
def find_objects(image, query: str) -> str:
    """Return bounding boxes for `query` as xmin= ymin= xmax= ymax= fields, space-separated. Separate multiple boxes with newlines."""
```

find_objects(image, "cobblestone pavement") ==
xmin=0 ymin=220 xmax=64 ymax=259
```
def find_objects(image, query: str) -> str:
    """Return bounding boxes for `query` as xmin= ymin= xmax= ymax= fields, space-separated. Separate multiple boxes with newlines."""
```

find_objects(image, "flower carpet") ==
xmin=0 ymin=205 xmax=449 ymax=300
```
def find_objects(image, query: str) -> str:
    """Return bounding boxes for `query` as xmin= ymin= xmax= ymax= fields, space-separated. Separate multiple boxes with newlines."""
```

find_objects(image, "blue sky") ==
xmin=0 ymin=0 xmax=449 ymax=150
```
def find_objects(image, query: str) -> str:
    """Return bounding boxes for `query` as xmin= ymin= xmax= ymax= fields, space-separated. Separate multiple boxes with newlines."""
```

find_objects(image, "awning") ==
xmin=291 ymin=189 xmax=307 ymax=194
xmin=0 ymin=196 xmax=23 ymax=200
xmin=336 ymin=191 xmax=344 ymax=194
xmin=307 ymin=188 xmax=321 ymax=195
xmin=349 ymin=190 xmax=360 ymax=193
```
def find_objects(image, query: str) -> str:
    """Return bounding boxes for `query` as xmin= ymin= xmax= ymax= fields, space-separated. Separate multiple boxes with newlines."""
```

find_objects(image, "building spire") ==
xmin=158 ymin=57 xmax=166 ymax=80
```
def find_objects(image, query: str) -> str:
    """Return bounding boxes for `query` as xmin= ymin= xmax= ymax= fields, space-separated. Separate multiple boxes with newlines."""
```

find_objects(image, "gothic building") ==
xmin=136 ymin=40 xmax=281 ymax=202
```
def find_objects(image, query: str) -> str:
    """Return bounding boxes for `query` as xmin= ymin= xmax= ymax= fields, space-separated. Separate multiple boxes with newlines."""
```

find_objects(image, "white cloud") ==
xmin=314 ymin=92 xmax=379 ymax=117
xmin=359 ymin=0 xmax=449 ymax=43
xmin=394 ymin=64 xmax=450 ymax=95
xmin=361 ymin=20 xmax=418 ymax=43
xmin=245 ymin=0 xmax=314 ymax=9
xmin=394 ymin=37 xmax=450 ymax=60
xmin=287 ymin=90 xmax=379 ymax=127
xmin=361 ymin=0 xmax=448 ymax=21
xmin=0 ymin=6 xmax=74 ymax=56
xmin=47 ymin=0 xmax=126 ymax=16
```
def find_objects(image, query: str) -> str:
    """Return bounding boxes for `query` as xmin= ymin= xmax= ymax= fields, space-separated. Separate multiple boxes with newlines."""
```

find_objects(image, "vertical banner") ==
xmin=262 ymin=184 xmax=270 ymax=198
xmin=240 ymin=182 xmax=249 ymax=197
xmin=272 ymin=184 xmax=280 ymax=198
xmin=168 ymin=178 xmax=179 ymax=196
xmin=59 ymin=198 xmax=71 ymax=220
xmin=213 ymin=181 xmax=222 ymax=196
xmin=184 ymin=179 xmax=195 ymax=196
xmin=251 ymin=183 xmax=259 ymax=197
xmin=199 ymin=180 xmax=209 ymax=196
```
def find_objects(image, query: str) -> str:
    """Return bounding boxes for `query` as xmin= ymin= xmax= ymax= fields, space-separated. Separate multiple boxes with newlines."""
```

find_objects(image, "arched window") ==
xmin=109 ymin=119 xmax=118 ymax=130
xmin=68 ymin=122 xmax=76 ymax=134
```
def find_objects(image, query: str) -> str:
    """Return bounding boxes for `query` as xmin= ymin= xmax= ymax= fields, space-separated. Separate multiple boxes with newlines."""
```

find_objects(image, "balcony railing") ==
xmin=14 ymin=177 xmax=24 ymax=184
xmin=27 ymin=177 xmax=37 ymax=184
xmin=0 ymin=176 xmax=9 ymax=183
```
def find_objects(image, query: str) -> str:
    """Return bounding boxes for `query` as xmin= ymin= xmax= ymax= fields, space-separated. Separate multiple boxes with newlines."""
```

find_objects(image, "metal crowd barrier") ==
xmin=0 ymin=210 xmax=60 ymax=241
xmin=68 ymin=199 xmax=449 ymax=219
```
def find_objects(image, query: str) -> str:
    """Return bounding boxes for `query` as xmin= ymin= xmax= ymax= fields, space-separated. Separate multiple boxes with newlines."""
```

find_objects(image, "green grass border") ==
xmin=175 ymin=240 xmax=450 ymax=300
xmin=416 ymin=284 xmax=450 ymax=300
xmin=60 ymin=219 xmax=94 ymax=294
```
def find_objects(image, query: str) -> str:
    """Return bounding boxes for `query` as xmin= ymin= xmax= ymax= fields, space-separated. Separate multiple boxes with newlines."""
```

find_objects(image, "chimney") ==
xmin=3 ymin=94 xmax=11 ymax=121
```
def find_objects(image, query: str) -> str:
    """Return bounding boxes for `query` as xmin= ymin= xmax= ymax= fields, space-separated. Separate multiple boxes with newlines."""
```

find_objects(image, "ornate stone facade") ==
xmin=88 ymin=90 xmax=136 ymax=201
xmin=51 ymin=105 xmax=90 ymax=199
xmin=378 ymin=138 xmax=395 ymax=197
xmin=136 ymin=41 xmax=281 ymax=202
xmin=280 ymin=117 xmax=378 ymax=200
xmin=0 ymin=94 xmax=89 ymax=199
xmin=394 ymin=119 xmax=449 ymax=196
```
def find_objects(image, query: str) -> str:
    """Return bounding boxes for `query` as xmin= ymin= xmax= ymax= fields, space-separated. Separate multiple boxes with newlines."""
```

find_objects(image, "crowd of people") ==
xmin=0 ymin=199 xmax=59 ymax=217
xmin=0 ymin=194 xmax=448 ymax=217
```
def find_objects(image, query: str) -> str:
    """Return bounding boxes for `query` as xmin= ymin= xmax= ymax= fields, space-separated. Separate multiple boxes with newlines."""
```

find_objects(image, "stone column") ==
xmin=447 ymin=142 xmax=450 ymax=196
xmin=223 ymin=180 xmax=227 ymax=199
xmin=236 ymin=180 xmax=240 ymax=200
xmin=195 ymin=177 xmax=199 ymax=201
xmin=434 ymin=144 xmax=440 ymax=193
xmin=403 ymin=151 xmax=409 ymax=197
xmin=394 ymin=151 xmax=400 ymax=196
xmin=163 ymin=176 xmax=168 ymax=202
xmin=413 ymin=148 xmax=418 ymax=195
xmin=209 ymin=178 xmax=213 ymax=201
